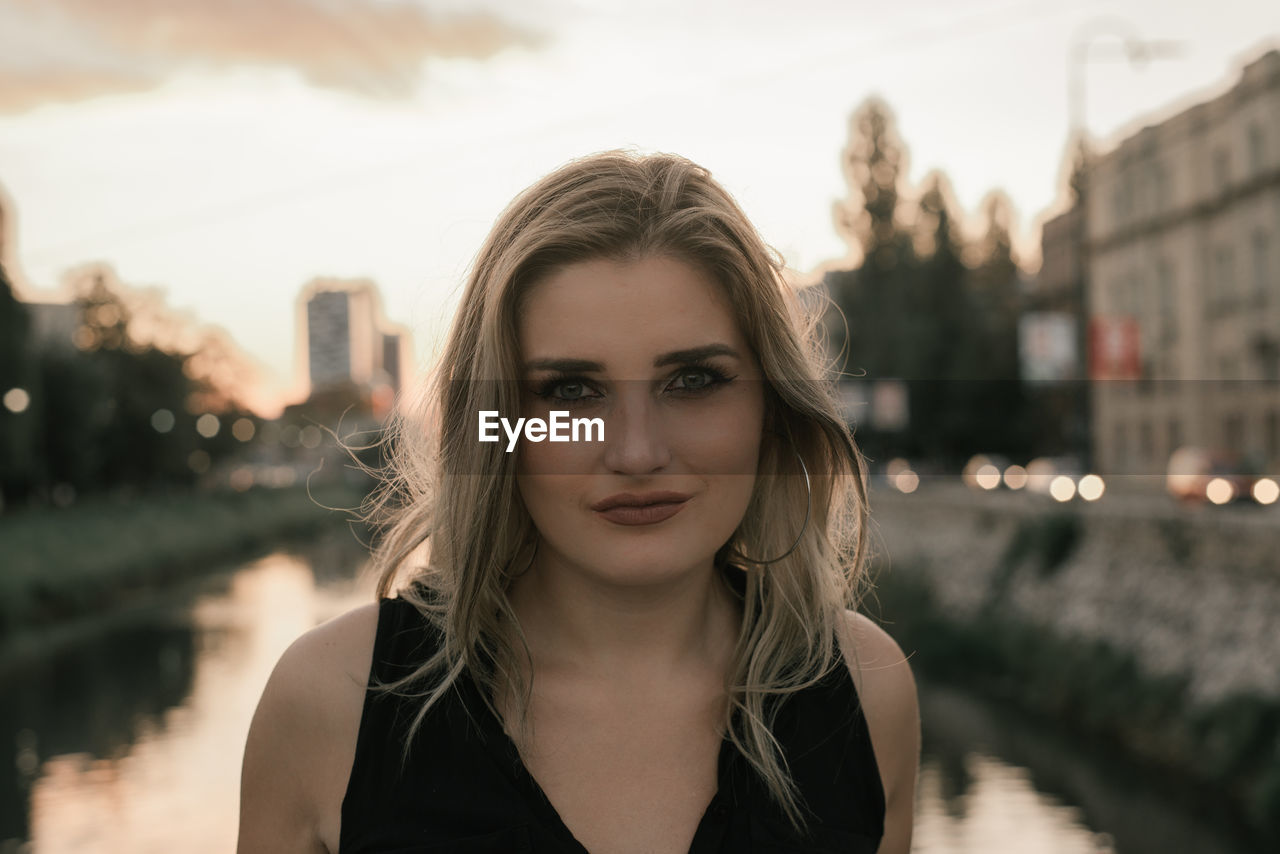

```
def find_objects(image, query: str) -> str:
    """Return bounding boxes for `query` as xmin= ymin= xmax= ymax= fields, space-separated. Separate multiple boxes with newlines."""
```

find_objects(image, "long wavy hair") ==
xmin=362 ymin=149 xmax=874 ymax=830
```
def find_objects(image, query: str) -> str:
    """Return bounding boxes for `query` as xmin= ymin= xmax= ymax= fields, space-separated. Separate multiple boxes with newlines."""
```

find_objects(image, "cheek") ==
xmin=517 ymin=434 xmax=597 ymax=477
xmin=706 ymin=473 xmax=760 ymax=524
xmin=666 ymin=394 xmax=764 ymax=474
xmin=515 ymin=474 xmax=579 ymax=540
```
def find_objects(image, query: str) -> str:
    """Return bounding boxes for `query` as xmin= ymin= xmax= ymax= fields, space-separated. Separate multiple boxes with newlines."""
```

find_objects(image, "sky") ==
xmin=1 ymin=0 xmax=1277 ymax=415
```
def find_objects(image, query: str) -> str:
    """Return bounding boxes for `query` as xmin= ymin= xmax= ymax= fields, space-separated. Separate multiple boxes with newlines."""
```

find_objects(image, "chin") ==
xmin=574 ymin=538 xmax=711 ymax=587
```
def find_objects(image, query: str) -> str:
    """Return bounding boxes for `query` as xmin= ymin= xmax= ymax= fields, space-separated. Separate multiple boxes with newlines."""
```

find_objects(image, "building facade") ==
xmin=1085 ymin=48 xmax=1280 ymax=478
xmin=1023 ymin=201 xmax=1091 ymax=461
xmin=300 ymin=278 xmax=412 ymax=410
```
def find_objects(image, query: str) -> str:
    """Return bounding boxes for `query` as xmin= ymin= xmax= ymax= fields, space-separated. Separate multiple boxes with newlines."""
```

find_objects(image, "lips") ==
xmin=589 ymin=491 xmax=693 ymax=511
xmin=590 ymin=491 xmax=692 ymax=526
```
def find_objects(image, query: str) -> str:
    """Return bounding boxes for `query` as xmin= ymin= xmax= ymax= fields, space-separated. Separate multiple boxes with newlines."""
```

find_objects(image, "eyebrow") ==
xmin=522 ymin=343 xmax=741 ymax=373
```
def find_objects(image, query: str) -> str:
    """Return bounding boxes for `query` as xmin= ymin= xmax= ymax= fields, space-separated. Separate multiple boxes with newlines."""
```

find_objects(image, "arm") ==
xmin=237 ymin=603 xmax=379 ymax=854
xmin=838 ymin=610 xmax=921 ymax=854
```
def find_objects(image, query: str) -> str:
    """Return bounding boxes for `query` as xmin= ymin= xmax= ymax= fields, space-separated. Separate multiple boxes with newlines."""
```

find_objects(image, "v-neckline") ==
xmin=460 ymin=672 xmax=737 ymax=854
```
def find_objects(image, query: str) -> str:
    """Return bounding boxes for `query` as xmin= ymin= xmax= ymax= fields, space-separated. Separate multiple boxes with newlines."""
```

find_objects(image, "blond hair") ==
xmin=362 ymin=149 xmax=872 ymax=830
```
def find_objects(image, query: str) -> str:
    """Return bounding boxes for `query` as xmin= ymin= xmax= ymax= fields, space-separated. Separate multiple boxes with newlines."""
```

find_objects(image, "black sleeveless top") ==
xmin=340 ymin=581 xmax=885 ymax=853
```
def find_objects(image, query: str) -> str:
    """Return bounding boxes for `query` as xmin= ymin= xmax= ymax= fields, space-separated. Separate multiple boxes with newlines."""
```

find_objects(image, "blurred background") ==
xmin=1 ymin=1 xmax=1278 ymax=851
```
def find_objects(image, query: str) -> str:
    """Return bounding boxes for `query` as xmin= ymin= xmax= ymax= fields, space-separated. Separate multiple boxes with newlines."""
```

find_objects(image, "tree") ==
xmin=57 ymin=265 xmax=201 ymax=492
xmin=0 ymin=261 xmax=37 ymax=500
xmin=970 ymin=192 xmax=1022 ymax=380
xmin=965 ymin=192 xmax=1031 ymax=457
xmin=832 ymin=97 xmax=913 ymax=273
xmin=910 ymin=173 xmax=980 ymax=464
xmin=823 ymin=99 xmax=1034 ymax=468
xmin=827 ymin=98 xmax=917 ymax=389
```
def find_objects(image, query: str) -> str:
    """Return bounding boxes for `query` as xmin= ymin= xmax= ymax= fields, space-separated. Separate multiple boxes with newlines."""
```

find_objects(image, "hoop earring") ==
xmin=732 ymin=444 xmax=811 ymax=566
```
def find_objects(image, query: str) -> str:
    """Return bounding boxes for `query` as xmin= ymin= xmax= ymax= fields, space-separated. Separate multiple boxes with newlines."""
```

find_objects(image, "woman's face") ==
xmin=514 ymin=254 xmax=766 ymax=588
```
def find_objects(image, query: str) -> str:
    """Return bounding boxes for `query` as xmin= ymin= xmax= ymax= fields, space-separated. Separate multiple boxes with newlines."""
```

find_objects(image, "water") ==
xmin=911 ymin=681 xmax=1261 ymax=854
xmin=0 ymin=530 xmax=1258 ymax=853
xmin=0 ymin=529 xmax=376 ymax=854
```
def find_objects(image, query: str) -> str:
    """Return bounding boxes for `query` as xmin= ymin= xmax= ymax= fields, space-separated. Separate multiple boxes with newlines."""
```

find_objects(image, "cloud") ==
xmin=0 ymin=0 xmax=540 ymax=113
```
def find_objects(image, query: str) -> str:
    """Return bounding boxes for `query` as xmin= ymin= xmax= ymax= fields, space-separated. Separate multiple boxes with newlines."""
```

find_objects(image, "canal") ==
xmin=0 ymin=529 xmax=1257 ymax=853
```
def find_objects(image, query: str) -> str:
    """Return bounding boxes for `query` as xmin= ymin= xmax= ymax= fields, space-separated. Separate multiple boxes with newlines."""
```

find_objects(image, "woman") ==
xmin=237 ymin=150 xmax=919 ymax=853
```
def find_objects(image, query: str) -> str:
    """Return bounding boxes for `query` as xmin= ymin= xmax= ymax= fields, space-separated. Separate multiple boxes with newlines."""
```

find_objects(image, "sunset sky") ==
xmin=1 ymin=0 xmax=1276 ymax=414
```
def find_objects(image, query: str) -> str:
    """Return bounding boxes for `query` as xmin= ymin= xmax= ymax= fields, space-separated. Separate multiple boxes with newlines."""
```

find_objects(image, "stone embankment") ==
xmin=864 ymin=480 xmax=1280 ymax=837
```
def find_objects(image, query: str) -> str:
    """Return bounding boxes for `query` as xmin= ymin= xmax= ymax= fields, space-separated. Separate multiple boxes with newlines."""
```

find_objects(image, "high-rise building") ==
xmin=1084 ymin=48 xmax=1280 ymax=477
xmin=0 ymin=179 xmax=32 ymax=298
xmin=1 ymin=180 xmax=75 ymax=351
xmin=0 ymin=183 xmax=10 ymax=274
xmin=299 ymin=278 xmax=412 ymax=410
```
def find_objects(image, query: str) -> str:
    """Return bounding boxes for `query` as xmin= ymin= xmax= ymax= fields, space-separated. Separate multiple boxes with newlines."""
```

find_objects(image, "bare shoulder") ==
xmin=835 ymin=609 xmax=920 ymax=854
xmin=835 ymin=610 xmax=915 ymax=702
xmin=280 ymin=601 xmax=383 ymax=692
xmin=237 ymin=601 xmax=382 ymax=854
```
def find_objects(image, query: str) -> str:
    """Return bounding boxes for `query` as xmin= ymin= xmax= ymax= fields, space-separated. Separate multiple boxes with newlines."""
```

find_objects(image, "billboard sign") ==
xmin=1088 ymin=316 xmax=1140 ymax=380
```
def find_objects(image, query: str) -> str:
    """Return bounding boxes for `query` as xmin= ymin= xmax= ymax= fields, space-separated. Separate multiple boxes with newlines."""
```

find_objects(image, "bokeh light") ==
xmin=1206 ymin=478 xmax=1235 ymax=505
xmin=1003 ymin=464 xmax=1028 ymax=490
xmin=976 ymin=464 xmax=1001 ymax=490
xmin=1049 ymin=476 xmax=1076 ymax=502
xmin=3 ymin=387 xmax=31 ymax=413
xmin=196 ymin=414 xmax=221 ymax=439
xmin=232 ymin=417 xmax=256 ymax=442
xmin=151 ymin=408 xmax=175 ymax=433
xmin=299 ymin=425 xmax=323 ymax=449
xmin=188 ymin=449 xmax=212 ymax=473
xmin=229 ymin=468 xmax=254 ymax=492
xmin=72 ymin=327 xmax=98 ymax=350
xmin=1253 ymin=478 xmax=1279 ymax=505
xmin=1077 ymin=474 xmax=1106 ymax=501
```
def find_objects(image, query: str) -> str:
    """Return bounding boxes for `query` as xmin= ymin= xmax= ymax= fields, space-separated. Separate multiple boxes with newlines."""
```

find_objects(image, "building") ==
xmin=304 ymin=281 xmax=381 ymax=390
xmin=299 ymin=278 xmax=412 ymax=413
xmin=0 ymin=179 xmax=34 ymax=300
xmin=0 ymin=182 xmax=11 ymax=275
xmin=1 ymin=180 xmax=78 ymax=353
xmin=1024 ymin=199 xmax=1091 ymax=461
xmin=1084 ymin=47 xmax=1280 ymax=479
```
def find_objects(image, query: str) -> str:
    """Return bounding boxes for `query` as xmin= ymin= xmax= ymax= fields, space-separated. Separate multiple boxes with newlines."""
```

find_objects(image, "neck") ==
xmin=505 ymin=552 xmax=742 ymax=682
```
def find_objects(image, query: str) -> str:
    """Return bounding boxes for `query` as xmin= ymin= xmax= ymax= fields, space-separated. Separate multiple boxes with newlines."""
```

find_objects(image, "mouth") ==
xmin=590 ymin=491 xmax=692 ymax=526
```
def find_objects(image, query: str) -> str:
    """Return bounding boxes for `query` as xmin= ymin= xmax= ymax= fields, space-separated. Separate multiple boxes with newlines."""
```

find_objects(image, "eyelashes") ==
xmin=530 ymin=362 xmax=737 ymax=404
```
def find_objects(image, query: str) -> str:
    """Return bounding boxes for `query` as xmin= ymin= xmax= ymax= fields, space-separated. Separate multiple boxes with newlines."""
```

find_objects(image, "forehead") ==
xmin=518 ymin=255 xmax=749 ymax=363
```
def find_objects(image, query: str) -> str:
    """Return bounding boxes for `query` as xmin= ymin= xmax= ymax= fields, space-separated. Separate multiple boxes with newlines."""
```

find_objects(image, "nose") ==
xmin=602 ymin=385 xmax=671 ymax=475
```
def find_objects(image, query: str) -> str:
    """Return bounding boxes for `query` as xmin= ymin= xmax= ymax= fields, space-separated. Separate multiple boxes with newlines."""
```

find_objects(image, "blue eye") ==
xmin=530 ymin=363 xmax=734 ymax=403
xmin=552 ymin=382 xmax=586 ymax=400
xmin=672 ymin=371 xmax=711 ymax=390
xmin=533 ymin=377 xmax=599 ymax=402
xmin=667 ymin=365 xmax=732 ymax=394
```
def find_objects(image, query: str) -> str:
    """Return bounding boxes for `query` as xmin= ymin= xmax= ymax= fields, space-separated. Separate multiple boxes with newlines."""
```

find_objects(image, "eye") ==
xmin=552 ymin=381 xmax=588 ymax=400
xmin=672 ymin=371 xmax=711 ymax=390
xmin=532 ymin=376 xmax=600 ymax=402
xmin=667 ymin=366 xmax=732 ymax=393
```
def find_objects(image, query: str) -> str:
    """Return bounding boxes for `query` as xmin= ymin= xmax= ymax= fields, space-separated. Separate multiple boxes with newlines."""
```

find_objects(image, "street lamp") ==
xmin=1068 ymin=17 xmax=1186 ymax=154
xmin=1065 ymin=18 xmax=1183 ymax=479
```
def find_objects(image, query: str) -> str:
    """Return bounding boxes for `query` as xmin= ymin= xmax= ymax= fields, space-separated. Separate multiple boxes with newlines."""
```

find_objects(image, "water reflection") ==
xmin=913 ymin=680 xmax=1262 ymax=854
xmin=0 ymin=536 xmax=1260 ymax=853
xmin=916 ymin=754 xmax=1114 ymax=853
xmin=1 ymin=617 xmax=197 ymax=846
xmin=0 ymin=529 xmax=375 ymax=854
